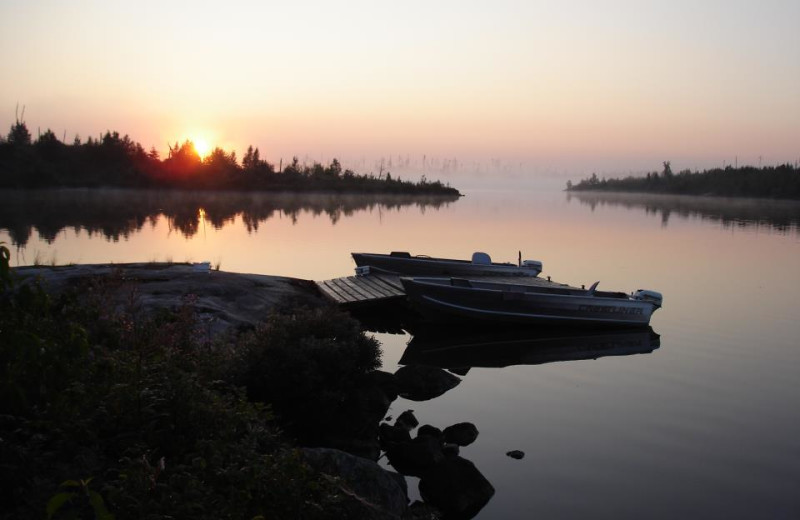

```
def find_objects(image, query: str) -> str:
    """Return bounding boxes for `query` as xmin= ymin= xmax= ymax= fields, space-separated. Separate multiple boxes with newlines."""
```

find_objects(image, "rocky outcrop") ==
xmin=12 ymin=263 xmax=324 ymax=336
xmin=303 ymin=447 xmax=409 ymax=519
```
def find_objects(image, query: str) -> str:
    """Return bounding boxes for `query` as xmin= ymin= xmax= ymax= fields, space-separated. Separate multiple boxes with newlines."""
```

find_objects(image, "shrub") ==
xmin=233 ymin=306 xmax=382 ymax=443
xmin=1 ymin=276 xmax=355 ymax=519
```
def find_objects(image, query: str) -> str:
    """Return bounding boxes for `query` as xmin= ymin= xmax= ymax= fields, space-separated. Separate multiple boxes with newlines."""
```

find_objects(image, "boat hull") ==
xmin=352 ymin=252 xmax=542 ymax=277
xmin=401 ymin=277 xmax=659 ymax=327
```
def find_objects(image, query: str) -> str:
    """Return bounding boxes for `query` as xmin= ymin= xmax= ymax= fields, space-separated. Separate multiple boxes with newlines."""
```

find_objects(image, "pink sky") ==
xmin=2 ymin=1 xmax=798 ymax=180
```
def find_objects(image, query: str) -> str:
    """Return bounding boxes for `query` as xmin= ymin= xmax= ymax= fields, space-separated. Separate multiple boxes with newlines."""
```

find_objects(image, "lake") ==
xmin=3 ymin=187 xmax=800 ymax=519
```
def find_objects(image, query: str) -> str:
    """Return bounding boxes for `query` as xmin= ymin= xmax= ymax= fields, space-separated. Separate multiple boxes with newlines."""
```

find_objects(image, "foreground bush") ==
xmin=0 ymin=274 xmax=360 ymax=519
xmin=233 ymin=306 xmax=382 ymax=445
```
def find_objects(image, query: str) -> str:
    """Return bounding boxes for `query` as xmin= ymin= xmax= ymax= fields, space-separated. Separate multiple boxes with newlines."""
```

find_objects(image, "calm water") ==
xmin=3 ymin=187 xmax=800 ymax=519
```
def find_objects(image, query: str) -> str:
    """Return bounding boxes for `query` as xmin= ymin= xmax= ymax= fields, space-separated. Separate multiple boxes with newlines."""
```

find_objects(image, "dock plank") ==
xmin=317 ymin=280 xmax=351 ymax=304
xmin=370 ymin=275 xmax=405 ymax=293
xmin=339 ymin=276 xmax=379 ymax=300
xmin=358 ymin=276 xmax=400 ymax=298
xmin=314 ymin=273 xmax=407 ymax=306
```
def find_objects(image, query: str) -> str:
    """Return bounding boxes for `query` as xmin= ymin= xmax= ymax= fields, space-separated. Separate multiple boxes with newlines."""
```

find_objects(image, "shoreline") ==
xmin=12 ymin=262 xmax=325 ymax=336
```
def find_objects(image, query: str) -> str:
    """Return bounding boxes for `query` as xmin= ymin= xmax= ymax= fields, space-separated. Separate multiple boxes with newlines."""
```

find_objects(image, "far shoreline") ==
xmin=565 ymin=162 xmax=800 ymax=201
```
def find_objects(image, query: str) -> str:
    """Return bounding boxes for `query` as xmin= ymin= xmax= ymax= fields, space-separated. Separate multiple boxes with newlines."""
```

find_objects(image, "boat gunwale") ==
xmin=418 ymin=295 xmax=652 ymax=324
xmin=352 ymin=252 xmax=535 ymax=269
xmin=403 ymin=277 xmax=637 ymax=303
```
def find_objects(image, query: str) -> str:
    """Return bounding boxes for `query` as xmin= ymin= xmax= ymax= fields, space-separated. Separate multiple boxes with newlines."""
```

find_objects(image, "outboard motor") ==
xmin=633 ymin=289 xmax=663 ymax=309
xmin=522 ymin=259 xmax=543 ymax=272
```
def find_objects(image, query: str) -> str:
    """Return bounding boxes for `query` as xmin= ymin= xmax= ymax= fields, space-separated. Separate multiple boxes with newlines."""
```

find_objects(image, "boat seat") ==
xmin=451 ymin=278 xmax=472 ymax=287
xmin=471 ymin=252 xmax=491 ymax=265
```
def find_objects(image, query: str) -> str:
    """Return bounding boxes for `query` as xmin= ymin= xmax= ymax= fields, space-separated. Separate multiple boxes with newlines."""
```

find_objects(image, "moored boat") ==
xmin=401 ymin=277 xmax=662 ymax=327
xmin=352 ymin=251 xmax=542 ymax=277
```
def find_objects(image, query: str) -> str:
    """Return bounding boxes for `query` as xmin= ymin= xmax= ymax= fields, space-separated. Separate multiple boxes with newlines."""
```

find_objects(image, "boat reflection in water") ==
xmin=354 ymin=310 xmax=660 ymax=518
xmin=399 ymin=326 xmax=660 ymax=373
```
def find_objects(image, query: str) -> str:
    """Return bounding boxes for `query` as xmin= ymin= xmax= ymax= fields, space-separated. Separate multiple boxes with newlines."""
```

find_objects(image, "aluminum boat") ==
xmin=352 ymin=251 xmax=542 ymax=277
xmin=401 ymin=277 xmax=662 ymax=327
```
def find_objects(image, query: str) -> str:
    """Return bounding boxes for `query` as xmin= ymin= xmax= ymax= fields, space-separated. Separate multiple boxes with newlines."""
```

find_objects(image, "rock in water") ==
xmin=442 ymin=443 xmax=460 ymax=457
xmin=419 ymin=456 xmax=495 ymax=518
xmin=394 ymin=365 xmax=461 ymax=401
xmin=506 ymin=450 xmax=525 ymax=460
xmin=396 ymin=409 xmax=420 ymax=431
xmin=365 ymin=370 xmax=399 ymax=402
xmin=379 ymin=422 xmax=412 ymax=449
xmin=443 ymin=422 xmax=479 ymax=447
xmin=416 ymin=424 xmax=443 ymax=442
xmin=386 ymin=436 xmax=444 ymax=478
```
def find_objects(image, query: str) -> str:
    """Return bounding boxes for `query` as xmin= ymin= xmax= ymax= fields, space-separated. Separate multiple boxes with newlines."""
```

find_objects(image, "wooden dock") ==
xmin=315 ymin=273 xmax=574 ymax=307
xmin=315 ymin=274 xmax=406 ymax=306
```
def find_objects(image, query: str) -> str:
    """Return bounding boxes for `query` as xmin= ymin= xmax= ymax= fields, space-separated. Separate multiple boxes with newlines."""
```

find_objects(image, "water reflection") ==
xmin=400 ymin=327 xmax=660 ymax=372
xmin=566 ymin=191 xmax=800 ymax=234
xmin=359 ymin=306 xmax=661 ymax=518
xmin=0 ymin=188 xmax=460 ymax=247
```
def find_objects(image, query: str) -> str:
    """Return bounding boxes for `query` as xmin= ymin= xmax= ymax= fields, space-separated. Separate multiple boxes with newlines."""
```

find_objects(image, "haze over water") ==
xmin=3 ymin=186 xmax=799 ymax=518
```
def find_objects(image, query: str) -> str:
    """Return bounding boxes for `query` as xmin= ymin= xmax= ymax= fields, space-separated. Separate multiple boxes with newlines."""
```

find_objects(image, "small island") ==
xmin=566 ymin=161 xmax=800 ymax=200
xmin=0 ymin=118 xmax=460 ymax=196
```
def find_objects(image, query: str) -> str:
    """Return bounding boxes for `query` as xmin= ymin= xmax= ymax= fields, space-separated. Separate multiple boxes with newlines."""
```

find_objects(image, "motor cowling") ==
xmin=633 ymin=289 xmax=663 ymax=308
xmin=522 ymin=260 xmax=543 ymax=271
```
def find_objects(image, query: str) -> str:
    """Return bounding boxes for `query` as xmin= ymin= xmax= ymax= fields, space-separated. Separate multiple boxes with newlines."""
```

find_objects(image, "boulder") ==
xmin=319 ymin=430 xmax=381 ymax=461
xmin=365 ymin=370 xmax=399 ymax=402
xmin=442 ymin=443 xmax=460 ymax=458
xmin=506 ymin=450 xmax=525 ymax=460
xmin=303 ymin=447 xmax=408 ymax=518
xmin=416 ymin=424 xmax=443 ymax=442
xmin=394 ymin=365 xmax=461 ymax=401
xmin=349 ymin=382 xmax=395 ymax=425
xmin=406 ymin=500 xmax=443 ymax=519
xmin=443 ymin=422 xmax=479 ymax=447
xmin=379 ymin=422 xmax=412 ymax=449
xmin=396 ymin=410 xmax=419 ymax=431
xmin=418 ymin=456 xmax=495 ymax=519
xmin=386 ymin=435 xmax=444 ymax=477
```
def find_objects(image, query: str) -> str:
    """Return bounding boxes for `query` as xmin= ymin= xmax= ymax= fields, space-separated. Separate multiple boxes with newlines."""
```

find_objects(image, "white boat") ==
xmin=401 ymin=277 xmax=662 ymax=328
xmin=352 ymin=251 xmax=542 ymax=277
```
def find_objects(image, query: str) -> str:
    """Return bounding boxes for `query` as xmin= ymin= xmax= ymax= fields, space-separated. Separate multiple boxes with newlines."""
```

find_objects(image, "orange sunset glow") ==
xmin=2 ymin=2 xmax=798 ymax=181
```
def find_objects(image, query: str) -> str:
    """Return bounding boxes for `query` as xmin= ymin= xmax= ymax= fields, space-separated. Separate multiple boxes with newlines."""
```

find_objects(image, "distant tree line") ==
xmin=0 ymin=118 xmax=460 ymax=196
xmin=566 ymin=161 xmax=800 ymax=199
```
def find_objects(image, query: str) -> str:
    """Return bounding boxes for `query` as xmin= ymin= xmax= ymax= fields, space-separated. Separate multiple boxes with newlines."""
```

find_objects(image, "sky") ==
xmin=1 ymin=0 xmax=798 ymax=181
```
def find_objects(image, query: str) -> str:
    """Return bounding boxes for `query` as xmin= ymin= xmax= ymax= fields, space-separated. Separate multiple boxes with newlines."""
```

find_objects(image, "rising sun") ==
xmin=193 ymin=138 xmax=211 ymax=159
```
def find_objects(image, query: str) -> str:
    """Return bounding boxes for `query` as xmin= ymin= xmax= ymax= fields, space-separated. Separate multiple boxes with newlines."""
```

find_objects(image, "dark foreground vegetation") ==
xmin=1 ymin=251 xmax=498 ymax=518
xmin=567 ymin=161 xmax=800 ymax=199
xmin=0 ymin=117 xmax=459 ymax=196
xmin=0 ymin=248 xmax=394 ymax=518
